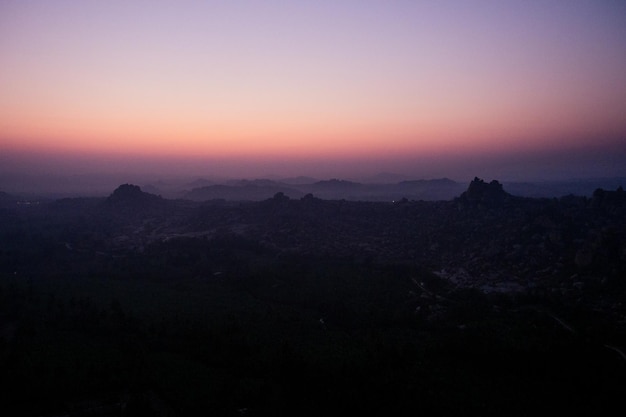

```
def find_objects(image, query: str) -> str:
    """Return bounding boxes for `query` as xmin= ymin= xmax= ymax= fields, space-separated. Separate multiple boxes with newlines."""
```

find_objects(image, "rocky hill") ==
xmin=1 ymin=178 xmax=624 ymax=416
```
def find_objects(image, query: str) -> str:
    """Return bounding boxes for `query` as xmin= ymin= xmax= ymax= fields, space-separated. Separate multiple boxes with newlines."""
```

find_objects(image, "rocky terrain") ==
xmin=28 ymin=178 xmax=623 ymax=308
xmin=1 ymin=178 xmax=625 ymax=415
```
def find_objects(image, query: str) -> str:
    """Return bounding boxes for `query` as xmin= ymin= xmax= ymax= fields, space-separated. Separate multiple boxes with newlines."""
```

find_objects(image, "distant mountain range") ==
xmin=182 ymin=178 xmax=465 ymax=202
xmin=1 ymin=171 xmax=624 ymax=201
xmin=177 ymin=176 xmax=626 ymax=202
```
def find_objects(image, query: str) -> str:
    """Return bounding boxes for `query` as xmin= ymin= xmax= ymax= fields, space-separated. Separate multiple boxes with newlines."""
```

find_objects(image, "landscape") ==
xmin=1 ymin=177 xmax=625 ymax=415
xmin=2 ymin=1 xmax=626 ymax=416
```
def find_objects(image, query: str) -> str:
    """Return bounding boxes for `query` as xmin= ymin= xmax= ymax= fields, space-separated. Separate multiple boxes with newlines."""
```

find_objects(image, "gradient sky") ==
xmin=1 ymin=0 xmax=626 ymax=181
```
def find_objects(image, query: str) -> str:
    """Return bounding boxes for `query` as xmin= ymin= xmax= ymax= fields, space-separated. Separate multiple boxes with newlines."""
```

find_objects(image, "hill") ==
xmin=0 ymin=178 xmax=624 ymax=415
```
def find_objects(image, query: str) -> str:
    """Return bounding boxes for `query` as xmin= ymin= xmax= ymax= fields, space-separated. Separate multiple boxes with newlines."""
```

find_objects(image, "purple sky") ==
xmin=1 ymin=1 xmax=625 ymax=187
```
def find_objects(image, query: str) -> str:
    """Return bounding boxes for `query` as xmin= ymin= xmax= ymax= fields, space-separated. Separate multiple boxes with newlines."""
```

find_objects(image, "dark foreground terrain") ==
xmin=1 ymin=179 xmax=625 ymax=416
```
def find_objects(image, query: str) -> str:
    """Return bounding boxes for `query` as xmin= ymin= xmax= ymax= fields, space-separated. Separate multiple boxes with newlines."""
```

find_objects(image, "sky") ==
xmin=1 ymin=0 xmax=626 ymax=186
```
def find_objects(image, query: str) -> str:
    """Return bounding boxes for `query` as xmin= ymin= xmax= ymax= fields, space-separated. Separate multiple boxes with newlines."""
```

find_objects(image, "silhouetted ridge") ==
xmin=184 ymin=183 xmax=302 ymax=201
xmin=312 ymin=179 xmax=361 ymax=188
xmin=279 ymin=176 xmax=318 ymax=185
xmin=272 ymin=191 xmax=290 ymax=202
xmin=592 ymin=186 xmax=626 ymax=207
xmin=107 ymin=184 xmax=162 ymax=205
xmin=458 ymin=177 xmax=511 ymax=206
xmin=398 ymin=178 xmax=456 ymax=187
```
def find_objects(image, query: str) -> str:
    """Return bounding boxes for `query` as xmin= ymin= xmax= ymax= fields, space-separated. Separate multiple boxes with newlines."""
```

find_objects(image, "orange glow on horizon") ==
xmin=1 ymin=1 xmax=625 ymax=179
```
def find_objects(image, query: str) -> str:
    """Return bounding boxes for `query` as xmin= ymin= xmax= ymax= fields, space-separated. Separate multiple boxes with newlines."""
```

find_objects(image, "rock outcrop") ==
xmin=457 ymin=177 xmax=511 ymax=207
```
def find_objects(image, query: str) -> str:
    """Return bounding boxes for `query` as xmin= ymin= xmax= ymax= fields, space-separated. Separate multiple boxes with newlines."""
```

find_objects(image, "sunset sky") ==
xmin=1 ymin=0 xmax=625 ymax=182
